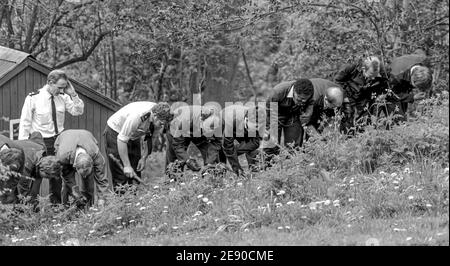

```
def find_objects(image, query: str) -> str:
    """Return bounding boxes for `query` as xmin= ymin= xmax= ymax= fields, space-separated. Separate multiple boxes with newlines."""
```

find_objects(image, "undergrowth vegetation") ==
xmin=1 ymin=95 xmax=449 ymax=246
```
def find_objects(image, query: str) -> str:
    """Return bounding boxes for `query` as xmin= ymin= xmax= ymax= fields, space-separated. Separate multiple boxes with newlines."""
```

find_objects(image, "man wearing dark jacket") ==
xmin=334 ymin=56 xmax=388 ymax=134
xmin=385 ymin=51 xmax=432 ymax=121
xmin=0 ymin=132 xmax=61 ymax=207
xmin=55 ymin=129 xmax=110 ymax=207
xmin=221 ymin=104 xmax=264 ymax=177
xmin=265 ymin=78 xmax=316 ymax=149
xmin=166 ymin=105 xmax=222 ymax=172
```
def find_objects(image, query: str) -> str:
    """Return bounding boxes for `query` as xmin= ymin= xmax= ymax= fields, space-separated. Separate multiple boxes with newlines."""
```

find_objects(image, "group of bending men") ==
xmin=0 ymin=51 xmax=432 ymax=210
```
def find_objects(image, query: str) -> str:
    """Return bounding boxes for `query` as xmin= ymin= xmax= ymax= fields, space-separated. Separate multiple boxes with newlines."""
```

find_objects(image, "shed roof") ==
xmin=0 ymin=46 xmax=30 ymax=80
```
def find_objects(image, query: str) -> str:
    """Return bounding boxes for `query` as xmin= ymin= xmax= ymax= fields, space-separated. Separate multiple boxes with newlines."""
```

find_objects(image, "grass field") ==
xmin=1 ymin=95 xmax=449 ymax=246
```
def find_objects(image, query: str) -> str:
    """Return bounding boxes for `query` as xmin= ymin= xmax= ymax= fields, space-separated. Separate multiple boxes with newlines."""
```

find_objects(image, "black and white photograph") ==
xmin=0 ymin=0 xmax=448 ymax=254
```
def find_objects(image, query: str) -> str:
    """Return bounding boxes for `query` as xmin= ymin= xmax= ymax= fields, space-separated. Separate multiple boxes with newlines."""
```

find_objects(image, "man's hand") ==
xmin=123 ymin=166 xmax=136 ymax=178
xmin=65 ymin=81 xmax=77 ymax=97
xmin=136 ymin=157 xmax=147 ymax=172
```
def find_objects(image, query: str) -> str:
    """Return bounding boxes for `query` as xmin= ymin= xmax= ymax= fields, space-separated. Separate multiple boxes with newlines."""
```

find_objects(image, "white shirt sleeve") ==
xmin=18 ymin=96 xmax=34 ymax=140
xmin=62 ymin=94 xmax=84 ymax=116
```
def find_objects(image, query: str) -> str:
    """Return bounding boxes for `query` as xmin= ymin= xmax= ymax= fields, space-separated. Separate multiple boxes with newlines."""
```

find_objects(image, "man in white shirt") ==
xmin=18 ymin=69 xmax=84 ymax=204
xmin=104 ymin=101 xmax=172 ymax=192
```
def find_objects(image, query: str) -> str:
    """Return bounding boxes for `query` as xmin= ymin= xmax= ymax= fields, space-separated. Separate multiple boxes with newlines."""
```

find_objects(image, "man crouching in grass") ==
xmin=54 ymin=129 xmax=110 ymax=209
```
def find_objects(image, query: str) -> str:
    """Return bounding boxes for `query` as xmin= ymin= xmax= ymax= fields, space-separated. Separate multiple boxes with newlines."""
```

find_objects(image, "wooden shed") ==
xmin=0 ymin=45 xmax=121 ymax=193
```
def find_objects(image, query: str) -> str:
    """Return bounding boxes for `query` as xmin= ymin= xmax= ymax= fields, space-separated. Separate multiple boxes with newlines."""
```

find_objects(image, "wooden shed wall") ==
xmin=0 ymin=65 xmax=116 ymax=195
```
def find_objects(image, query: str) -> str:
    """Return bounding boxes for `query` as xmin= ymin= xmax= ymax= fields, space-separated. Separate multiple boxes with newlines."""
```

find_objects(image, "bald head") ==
xmin=324 ymin=87 xmax=344 ymax=109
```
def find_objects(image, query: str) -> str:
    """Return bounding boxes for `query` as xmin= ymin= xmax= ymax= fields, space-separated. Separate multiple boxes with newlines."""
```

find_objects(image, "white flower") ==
xmin=170 ymin=179 xmax=175 ymax=183
xmin=348 ymin=198 xmax=355 ymax=202
xmin=89 ymin=230 xmax=95 ymax=234
xmin=406 ymin=237 xmax=412 ymax=241
xmin=391 ymin=173 xmax=398 ymax=178
xmin=197 ymin=194 xmax=203 ymax=199
xmin=237 ymin=182 xmax=243 ymax=186
xmin=394 ymin=186 xmax=400 ymax=190
xmin=408 ymin=196 xmax=414 ymax=200
xmin=417 ymin=188 xmax=423 ymax=192
xmin=207 ymin=201 xmax=213 ymax=205
xmin=275 ymin=203 xmax=283 ymax=208
xmin=135 ymin=202 xmax=141 ymax=206
xmin=333 ymin=200 xmax=340 ymax=205
xmin=309 ymin=203 xmax=317 ymax=210
xmin=426 ymin=204 xmax=432 ymax=208
xmin=129 ymin=220 xmax=135 ymax=223
xmin=164 ymin=206 xmax=168 ymax=209
xmin=116 ymin=217 xmax=122 ymax=220
xmin=277 ymin=190 xmax=286 ymax=196
xmin=180 ymin=182 xmax=186 ymax=186
xmin=393 ymin=180 xmax=399 ymax=185
xmin=153 ymin=185 xmax=160 ymax=189
xmin=393 ymin=228 xmax=407 ymax=232
xmin=139 ymin=207 xmax=146 ymax=211
xmin=403 ymin=168 xmax=411 ymax=174
xmin=202 ymin=197 xmax=209 ymax=203
xmin=169 ymin=188 xmax=176 ymax=192
xmin=57 ymin=231 xmax=64 ymax=235
xmin=172 ymin=226 xmax=179 ymax=230
xmin=287 ymin=201 xmax=295 ymax=205
xmin=379 ymin=171 xmax=387 ymax=175
xmin=151 ymin=227 xmax=157 ymax=231
xmin=324 ymin=200 xmax=331 ymax=206
xmin=193 ymin=176 xmax=198 ymax=180
xmin=117 ymin=226 xmax=123 ymax=229
xmin=285 ymin=226 xmax=291 ymax=230
xmin=277 ymin=226 xmax=284 ymax=230
xmin=309 ymin=163 xmax=315 ymax=167
xmin=13 ymin=227 xmax=19 ymax=230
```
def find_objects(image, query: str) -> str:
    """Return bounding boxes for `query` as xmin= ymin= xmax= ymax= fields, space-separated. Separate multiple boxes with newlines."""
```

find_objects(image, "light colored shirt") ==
xmin=287 ymin=85 xmax=294 ymax=98
xmin=18 ymin=85 xmax=84 ymax=139
xmin=107 ymin=101 xmax=156 ymax=142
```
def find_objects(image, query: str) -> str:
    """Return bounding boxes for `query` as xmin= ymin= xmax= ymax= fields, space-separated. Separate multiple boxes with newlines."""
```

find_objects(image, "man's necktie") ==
xmin=51 ymin=95 xmax=59 ymax=135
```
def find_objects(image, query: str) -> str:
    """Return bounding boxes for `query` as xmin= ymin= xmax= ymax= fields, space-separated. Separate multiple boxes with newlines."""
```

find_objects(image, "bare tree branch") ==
xmin=54 ymin=30 xmax=111 ymax=69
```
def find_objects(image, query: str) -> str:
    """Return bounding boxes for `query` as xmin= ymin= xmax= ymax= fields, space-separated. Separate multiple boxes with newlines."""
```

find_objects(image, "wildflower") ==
xmin=180 ymin=182 xmax=186 ymax=186
xmin=277 ymin=226 xmax=284 ymax=230
xmin=170 ymin=179 xmax=175 ymax=183
xmin=348 ymin=198 xmax=355 ymax=202
xmin=393 ymin=228 xmax=407 ymax=232
xmin=309 ymin=203 xmax=317 ymax=210
xmin=394 ymin=186 xmax=400 ymax=190
xmin=275 ymin=203 xmax=283 ymax=208
xmin=164 ymin=206 xmax=168 ymax=209
xmin=392 ymin=180 xmax=399 ymax=185
xmin=172 ymin=226 xmax=179 ymax=230
xmin=287 ymin=201 xmax=295 ymax=205
xmin=163 ymin=210 xmax=168 ymax=213
xmin=14 ymin=227 xmax=19 ymax=231
xmin=193 ymin=175 xmax=198 ymax=180
xmin=11 ymin=238 xmax=18 ymax=243
xmin=406 ymin=237 xmax=412 ymax=241
xmin=237 ymin=182 xmax=243 ymax=186
xmin=117 ymin=226 xmax=123 ymax=229
xmin=391 ymin=173 xmax=398 ymax=178
xmin=202 ymin=197 xmax=209 ymax=203
xmin=309 ymin=163 xmax=315 ymax=167
xmin=153 ymin=185 xmax=160 ymax=189
xmin=408 ymin=196 xmax=414 ymax=200
xmin=207 ymin=201 xmax=213 ymax=205
xmin=379 ymin=171 xmax=387 ymax=175
xmin=139 ymin=207 xmax=146 ymax=211
xmin=426 ymin=204 xmax=432 ymax=208
xmin=193 ymin=211 xmax=203 ymax=217
xmin=277 ymin=190 xmax=286 ymax=196
xmin=57 ymin=231 xmax=64 ymax=235
xmin=129 ymin=220 xmax=135 ymax=223
xmin=285 ymin=226 xmax=291 ymax=230
xmin=333 ymin=200 xmax=340 ymax=205
xmin=116 ymin=231 xmax=121 ymax=234
xmin=136 ymin=202 xmax=141 ymax=207
xmin=417 ymin=188 xmax=423 ymax=192
xmin=324 ymin=200 xmax=331 ymax=206
xmin=89 ymin=230 xmax=95 ymax=234
xmin=151 ymin=227 xmax=157 ymax=231
xmin=32 ymin=235 xmax=37 ymax=239
xmin=197 ymin=194 xmax=203 ymax=199
xmin=347 ymin=224 xmax=352 ymax=228
xmin=116 ymin=216 xmax=122 ymax=220
xmin=403 ymin=168 xmax=411 ymax=174
xmin=169 ymin=188 xmax=176 ymax=192
xmin=244 ymin=229 xmax=249 ymax=232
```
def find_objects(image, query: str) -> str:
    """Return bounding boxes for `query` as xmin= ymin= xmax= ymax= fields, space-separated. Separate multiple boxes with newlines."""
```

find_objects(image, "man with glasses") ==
xmin=19 ymin=69 xmax=84 ymax=204
xmin=104 ymin=102 xmax=172 ymax=192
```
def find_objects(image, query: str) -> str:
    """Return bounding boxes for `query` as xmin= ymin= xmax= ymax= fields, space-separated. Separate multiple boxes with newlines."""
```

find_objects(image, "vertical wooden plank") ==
xmin=17 ymin=71 xmax=27 ymax=119
xmin=26 ymin=68 xmax=34 ymax=93
xmin=93 ymin=105 xmax=101 ymax=147
xmin=39 ymin=179 xmax=49 ymax=197
xmin=86 ymin=100 xmax=94 ymax=133
xmin=10 ymin=76 xmax=19 ymax=119
xmin=0 ymin=85 xmax=5 ymax=131
xmin=2 ymin=82 xmax=11 ymax=130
